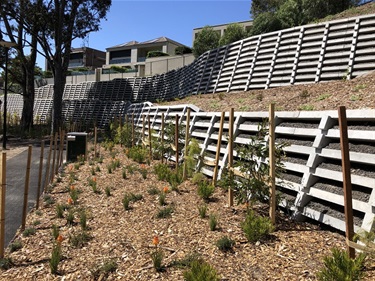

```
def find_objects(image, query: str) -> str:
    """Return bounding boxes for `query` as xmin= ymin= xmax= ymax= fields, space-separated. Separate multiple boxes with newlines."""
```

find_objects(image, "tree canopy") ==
xmin=193 ymin=26 xmax=220 ymax=58
xmin=219 ymin=23 xmax=249 ymax=46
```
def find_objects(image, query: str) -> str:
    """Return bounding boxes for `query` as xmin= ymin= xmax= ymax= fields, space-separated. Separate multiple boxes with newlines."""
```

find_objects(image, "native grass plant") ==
xmin=122 ymin=167 xmax=127 ymax=179
xmin=198 ymin=204 xmax=208 ymax=218
xmin=242 ymin=210 xmax=274 ymax=243
xmin=88 ymin=177 xmax=99 ymax=194
xmin=23 ymin=228 xmax=36 ymax=237
xmin=183 ymin=259 xmax=220 ymax=281
xmin=105 ymin=186 xmax=111 ymax=197
xmin=191 ymin=172 xmax=207 ymax=185
xmin=69 ymin=231 xmax=92 ymax=248
xmin=197 ymin=180 xmax=215 ymax=202
xmin=171 ymin=251 xmax=202 ymax=268
xmin=66 ymin=210 xmax=75 ymax=225
xmin=216 ymin=236 xmax=235 ymax=252
xmin=79 ymin=209 xmax=88 ymax=230
xmin=209 ymin=214 xmax=218 ymax=231
xmin=0 ymin=257 xmax=13 ymax=270
xmin=184 ymin=138 xmax=201 ymax=178
xmin=128 ymin=145 xmax=148 ymax=163
xmin=91 ymin=259 xmax=118 ymax=279
xmin=159 ymin=192 xmax=167 ymax=206
xmin=316 ymin=248 xmax=366 ymax=281
xmin=123 ymin=192 xmax=143 ymax=210
xmin=219 ymin=119 xmax=286 ymax=205
xmin=50 ymin=235 xmax=63 ymax=275
xmin=156 ymin=206 xmax=174 ymax=219
xmin=56 ymin=203 xmax=67 ymax=218
xmin=151 ymin=236 xmax=164 ymax=272
xmin=9 ymin=240 xmax=22 ymax=253
xmin=148 ymin=186 xmax=160 ymax=195
xmin=69 ymin=185 xmax=79 ymax=204
xmin=139 ymin=164 xmax=148 ymax=179
xmin=52 ymin=224 xmax=60 ymax=240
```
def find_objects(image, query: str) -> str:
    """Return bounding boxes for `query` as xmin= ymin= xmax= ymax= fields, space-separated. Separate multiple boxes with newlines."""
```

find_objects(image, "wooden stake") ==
xmin=228 ymin=108 xmax=234 ymax=207
xmin=175 ymin=114 xmax=179 ymax=172
xmin=339 ymin=106 xmax=355 ymax=259
xmin=213 ymin=111 xmax=225 ymax=186
xmin=50 ymin=132 xmax=58 ymax=182
xmin=161 ymin=113 xmax=165 ymax=164
xmin=269 ymin=103 xmax=276 ymax=224
xmin=132 ymin=113 xmax=135 ymax=147
xmin=142 ymin=115 xmax=146 ymax=144
xmin=148 ymin=115 xmax=152 ymax=160
xmin=59 ymin=130 xmax=65 ymax=169
xmin=183 ymin=108 xmax=191 ymax=180
xmin=44 ymin=135 xmax=53 ymax=189
xmin=0 ymin=152 xmax=6 ymax=258
xmin=55 ymin=131 xmax=62 ymax=175
xmin=21 ymin=145 xmax=32 ymax=230
xmin=36 ymin=140 xmax=45 ymax=210
xmin=94 ymin=127 xmax=97 ymax=158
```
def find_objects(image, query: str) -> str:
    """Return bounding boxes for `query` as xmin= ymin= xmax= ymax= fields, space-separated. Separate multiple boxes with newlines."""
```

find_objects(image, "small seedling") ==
xmin=159 ymin=193 xmax=166 ymax=206
xmin=209 ymin=214 xmax=218 ymax=231
xmin=198 ymin=204 xmax=207 ymax=219
xmin=151 ymin=249 xmax=164 ymax=272
xmin=105 ymin=186 xmax=111 ymax=197
xmin=216 ymin=236 xmax=235 ymax=252
xmin=52 ymin=224 xmax=60 ymax=240
xmin=9 ymin=241 xmax=22 ymax=253
xmin=50 ymin=242 xmax=61 ymax=274
xmin=156 ymin=206 xmax=173 ymax=219
xmin=23 ymin=228 xmax=36 ymax=237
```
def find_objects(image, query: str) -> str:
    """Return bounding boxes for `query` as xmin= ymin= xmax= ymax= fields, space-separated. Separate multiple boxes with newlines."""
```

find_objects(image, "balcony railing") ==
xmin=109 ymin=57 xmax=131 ymax=64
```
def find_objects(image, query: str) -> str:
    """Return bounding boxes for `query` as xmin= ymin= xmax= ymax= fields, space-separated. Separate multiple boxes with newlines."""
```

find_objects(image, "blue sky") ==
xmin=37 ymin=0 xmax=252 ymax=69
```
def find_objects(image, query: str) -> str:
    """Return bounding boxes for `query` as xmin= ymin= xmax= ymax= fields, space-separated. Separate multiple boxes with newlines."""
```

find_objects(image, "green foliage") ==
xmin=175 ymin=46 xmax=193 ymax=55
xmin=52 ymin=224 xmax=60 ymax=240
xmin=9 ymin=240 xmax=22 ymax=253
xmin=193 ymin=26 xmax=220 ymax=58
xmin=159 ymin=192 xmax=167 ymax=206
xmin=250 ymin=0 xmax=283 ymax=18
xmin=156 ymin=206 xmax=174 ymax=219
xmin=148 ymin=186 xmax=160 ymax=195
xmin=192 ymin=172 xmax=206 ymax=185
xmin=251 ymin=12 xmax=283 ymax=36
xmin=69 ymin=231 xmax=92 ymax=248
xmin=147 ymin=50 xmax=169 ymax=58
xmin=219 ymin=23 xmax=248 ymax=46
xmin=49 ymin=242 xmax=61 ymax=274
xmin=23 ymin=228 xmax=36 ymax=237
xmin=123 ymin=193 xmax=132 ymax=210
xmin=91 ymin=259 xmax=118 ymax=279
xmin=185 ymin=138 xmax=201 ymax=178
xmin=79 ymin=209 xmax=88 ymax=230
xmin=105 ymin=186 xmax=111 ymax=197
xmin=197 ymin=180 xmax=215 ymax=202
xmin=242 ymin=210 xmax=274 ymax=243
xmin=151 ymin=249 xmax=164 ymax=272
xmin=0 ymin=258 xmax=13 ymax=270
xmin=209 ymin=214 xmax=218 ymax=231
xmin=128 ymin=146 xmax=148 ymax=163
xmin=66 ymin=210 xmax=75 ymax=225
xmin=299 ymin=104 xmax=315 ymax=111
xmin=220 ymin=120 xmax=285 ymax=205
xmin=198 ymin=204 xmax=208 ymax=218
xmin=216 ymin=236 xmax=235 ymax=252
xmin=316 ymin=248 xmax=366 ymax=281
xmin=56 ymin=204 xmax=65 ymax=218
xmin=183 ymin=259 xmax=220 ymax=281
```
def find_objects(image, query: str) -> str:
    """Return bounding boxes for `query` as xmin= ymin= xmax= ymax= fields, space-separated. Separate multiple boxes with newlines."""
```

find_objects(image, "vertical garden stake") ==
xmin=94 ymin=127 xmax=97 ymax=158
xmin=228 ymin=108 xmax=234 ymax=206
xmin=175 ymin=114 xmax=179 ymax=172
xmin=269 ymin=103 xmax=276 ymax=224
xmin=36 ymin=140 xmax=45 ymax=210
xmin=161 ymin=113 xmax=165 ymax=163
xmin=213 ymin=111 xmax=225 ymax=186
xmin=148 ymin=114 xmax=152 ymax=160
xmin=183 ymin=108 xmax=191 ymax=180
xmin=0 ymin=152 xmax=6 ymax=258
xmin=50 ymin=132 xmax=58 ymax=182
xmin=44 ymin=136 xmax=53 ymax=189
xmin=338 ymin=106 xmax=355 ymax=259
xmin=21 ymin=145 xmax=32 ymax=230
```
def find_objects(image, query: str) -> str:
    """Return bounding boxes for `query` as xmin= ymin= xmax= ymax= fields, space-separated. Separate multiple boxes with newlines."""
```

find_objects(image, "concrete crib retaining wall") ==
xmin=2 ymin=13 xmax=375 ymax=124
xmin=125 ymin=103 xmax=375 ymax=233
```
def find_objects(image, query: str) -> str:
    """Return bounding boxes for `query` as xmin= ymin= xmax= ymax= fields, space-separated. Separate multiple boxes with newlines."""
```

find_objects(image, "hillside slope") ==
xmin=159 ymin=71 xmax=375 ymax=112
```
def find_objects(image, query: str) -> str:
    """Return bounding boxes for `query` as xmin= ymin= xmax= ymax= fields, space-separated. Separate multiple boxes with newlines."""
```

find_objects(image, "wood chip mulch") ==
xmin=1 ymin=144 xmax=375 ymax=280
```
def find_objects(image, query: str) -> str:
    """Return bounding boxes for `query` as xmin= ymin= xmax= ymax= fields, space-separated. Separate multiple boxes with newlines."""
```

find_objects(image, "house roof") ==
xmin=106 ymin=37 xmax=187 ymax=50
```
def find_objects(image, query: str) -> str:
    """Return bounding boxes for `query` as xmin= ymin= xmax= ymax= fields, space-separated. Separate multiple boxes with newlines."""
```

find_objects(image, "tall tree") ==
xmin=250 ymin=0 xmax=286 ymax=18
xmin=193 ymin=26 xmax=220 ymax=58
xmin=219 ymin=23 xmax=248 ymax=46
xmin=0 ymin=0 xmax=39 ymax=131
xmin=8 ymin=0 xmax=111 ymax=132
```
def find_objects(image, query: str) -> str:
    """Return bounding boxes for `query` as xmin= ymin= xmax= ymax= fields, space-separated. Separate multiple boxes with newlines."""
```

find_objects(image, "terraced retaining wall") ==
xmin=125 ymin=102 xmax=375 ymax=233
xmin=2 ymin=13 xmax=375 ymax=124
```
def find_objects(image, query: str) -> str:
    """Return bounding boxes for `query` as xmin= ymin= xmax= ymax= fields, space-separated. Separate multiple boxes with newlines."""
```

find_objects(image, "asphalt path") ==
xmin=4 ymin=143 xmax=60 ymax=247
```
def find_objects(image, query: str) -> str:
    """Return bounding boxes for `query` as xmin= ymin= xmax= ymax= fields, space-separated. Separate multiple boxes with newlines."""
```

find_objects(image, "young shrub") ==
xmin=9 ymin=240 xmax=22 ymax=253
xmin=66 ymin=210 xmax=75 ymax=225
xmin=316 ymin=248 xmax=366 ymax=281
xmin=139 ymin=164 xmax=148 ymax=179
xmin=183 ymin=259 xmax=220 ymax=281
xmin=105 ymin=186 xmax=111 ymax=197
xmin=91 ymin=259 xmax=118 ymax=279
xmin=156 ymin=206 xmax=174 ymax=219
xmin=147 ymin=187 xmax=160 ymax=195
xmin=197 ymin=180 xmax=215 ymax=202
xmin=191 ymin=172 xmax=206 ymax=185
xmin=50 ymin=241 xmax=62 ymax=274
xmin=216 ymin=236 xmax=235 ymax=252
xmin=123 ymin=193 xmax=132 ymax=210
xmin=198 ymin=204 xmax=207 ymax=219
xmin=159 ymin=193 xmax=166 ymax=206
xmin=151 ymin=249 xmax=164 ymax=272
xmin=69 ymin=231 xmax=92 ymax=248
xmin=0 ymin=257 xmax=13 ymax=270
xmin=51 ymin=224 xmax=60 ymax=240
xmin=23 ymin=228 xmax=36 ymax=237
xmin=241 ymin=210 xmax=274 ymax=243
xmin=69 ymin=186 xmax=79 ymax=204
xmin=79 ymin=209 xmax=88 ymax=230
xmin=209 ymin=214 xmax=218 ymax=231
xmin=56 ymin=204 xmax=65 ymax=218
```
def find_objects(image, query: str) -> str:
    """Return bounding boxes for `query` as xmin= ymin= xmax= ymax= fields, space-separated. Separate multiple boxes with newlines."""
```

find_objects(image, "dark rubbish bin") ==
xmin=67 ymin=132 xmax=87 ymax=162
